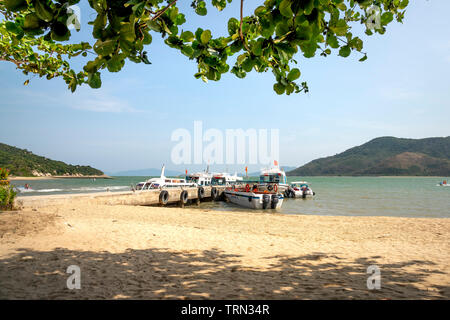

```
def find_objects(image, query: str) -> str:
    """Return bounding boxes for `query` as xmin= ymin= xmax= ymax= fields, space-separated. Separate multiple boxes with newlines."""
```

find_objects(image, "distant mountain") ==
xmin=0 ymin=142 xmax=104 ymax=177
xmin=287 ymin=137 xmax=450 ymax=176
xmin=111 ymin=168 xmax=183 ymax=177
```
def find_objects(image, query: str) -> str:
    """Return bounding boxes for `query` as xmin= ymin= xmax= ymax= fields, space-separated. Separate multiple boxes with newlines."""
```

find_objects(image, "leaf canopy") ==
xmin=0 ymin=0 xmax=409 ymax=94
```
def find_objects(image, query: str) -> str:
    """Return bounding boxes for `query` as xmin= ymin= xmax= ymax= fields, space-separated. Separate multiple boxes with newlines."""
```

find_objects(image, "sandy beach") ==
xmin=0 ymin=203 xmax=448 ymax=299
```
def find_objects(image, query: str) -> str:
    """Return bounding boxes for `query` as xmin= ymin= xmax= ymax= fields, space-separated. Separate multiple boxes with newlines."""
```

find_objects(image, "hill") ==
xmin=287 ymin=137 xmax=450 ymax=176
xmin=0 ymin=143 xmax=104 ymax=177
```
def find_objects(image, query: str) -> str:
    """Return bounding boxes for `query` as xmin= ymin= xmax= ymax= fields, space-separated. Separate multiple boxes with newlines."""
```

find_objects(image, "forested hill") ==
xmin=0 ymin=143 xmax=104 ymax=177
xmin=287 ymin=137 xmax=450 ymax=176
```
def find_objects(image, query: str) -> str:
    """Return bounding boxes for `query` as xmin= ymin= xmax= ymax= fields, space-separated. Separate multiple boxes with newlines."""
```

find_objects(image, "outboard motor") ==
xmin=271 ymin=195 xmax=279 ymax=209
xmin=262 ymin=194 xmax=270 ymax=209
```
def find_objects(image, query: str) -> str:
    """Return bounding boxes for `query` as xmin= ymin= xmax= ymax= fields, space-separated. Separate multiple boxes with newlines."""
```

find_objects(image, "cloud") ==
xmin=2 ymin=87 xmax=141 ymax=113
xmin=68 ymin=91 xmax=139 ymax=113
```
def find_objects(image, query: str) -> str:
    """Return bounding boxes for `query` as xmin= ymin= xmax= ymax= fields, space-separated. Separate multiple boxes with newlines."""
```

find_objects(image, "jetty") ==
xmin=14 ymin=186 xmax=228 ymax=209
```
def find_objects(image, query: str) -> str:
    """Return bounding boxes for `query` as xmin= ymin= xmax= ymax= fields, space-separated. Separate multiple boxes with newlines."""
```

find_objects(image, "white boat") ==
xmin=224 ymin=185 xmax=284 ymax=210
xmin=211 ymin=172 xmax=243 ymax=186
xmin=186 ymin=166 xmax=213 ymax=186
xmin=135 ymin=165 xmax=195 ymax=190
xmin=437 ymin=179 xmax=450 ymax=187
xmin=259 ymin=162 xmax=289 ymax=193
xmin=286 ymin=181 xmax=315 ymax=198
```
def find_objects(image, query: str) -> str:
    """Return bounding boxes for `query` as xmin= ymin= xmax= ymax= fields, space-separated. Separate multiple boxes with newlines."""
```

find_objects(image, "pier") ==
xmin=14 ymin=186 xmax=229 ymax=209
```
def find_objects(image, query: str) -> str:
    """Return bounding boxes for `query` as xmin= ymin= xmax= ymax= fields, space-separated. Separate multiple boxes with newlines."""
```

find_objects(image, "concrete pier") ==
xmin=14 ymin=186 xmax=228 ymax=209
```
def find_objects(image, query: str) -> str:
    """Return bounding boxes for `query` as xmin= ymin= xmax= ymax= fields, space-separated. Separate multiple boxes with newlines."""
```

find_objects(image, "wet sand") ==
xmin=0 ymin=203 xmax=448 ymax=299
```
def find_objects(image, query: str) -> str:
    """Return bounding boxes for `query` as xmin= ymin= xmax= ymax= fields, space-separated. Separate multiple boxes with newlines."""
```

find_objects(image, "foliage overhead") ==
xmin=287 ymin=136 xmax=450 ymax=176
xmin=0 ymin=0 xmax=409 ymax=94
xmin=0 ymin=142 xmax=104 ymax=176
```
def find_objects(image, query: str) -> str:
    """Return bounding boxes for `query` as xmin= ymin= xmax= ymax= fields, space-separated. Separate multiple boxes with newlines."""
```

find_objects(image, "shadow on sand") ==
xmin=0 ymin=248 xmax=448 ymax=299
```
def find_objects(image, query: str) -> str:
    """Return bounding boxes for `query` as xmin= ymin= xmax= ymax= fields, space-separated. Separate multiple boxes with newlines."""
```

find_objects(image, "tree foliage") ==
xmin=0 ymin=142 xmax=104 ymax=176
xmin=0 ymin=0 xmax=409 ymax=94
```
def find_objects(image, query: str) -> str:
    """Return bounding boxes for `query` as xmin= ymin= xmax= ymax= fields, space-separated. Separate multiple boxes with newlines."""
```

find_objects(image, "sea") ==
xmin=12 ymin=176 xmax=450 ymax=218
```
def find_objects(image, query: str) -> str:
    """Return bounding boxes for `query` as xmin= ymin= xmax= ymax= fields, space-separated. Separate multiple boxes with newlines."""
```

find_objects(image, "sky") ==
xmin=1 ymin=0 xmax=450 ymax=174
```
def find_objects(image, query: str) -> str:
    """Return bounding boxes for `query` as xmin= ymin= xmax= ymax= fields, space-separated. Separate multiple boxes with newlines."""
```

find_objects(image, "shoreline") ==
xmin=0 ymin=203 xmax=448 ymax=299
xmin=8 ymin=174 xmax=112 ymax=181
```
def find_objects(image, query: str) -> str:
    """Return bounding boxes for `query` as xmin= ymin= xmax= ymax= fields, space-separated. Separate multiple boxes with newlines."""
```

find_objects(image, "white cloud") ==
xmin=68 ymin=91 xmax=139 ymax=113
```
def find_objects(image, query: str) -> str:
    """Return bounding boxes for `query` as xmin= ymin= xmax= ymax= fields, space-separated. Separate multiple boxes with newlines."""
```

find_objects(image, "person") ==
xmin=24 ymin=183 xmax=30 ymax=190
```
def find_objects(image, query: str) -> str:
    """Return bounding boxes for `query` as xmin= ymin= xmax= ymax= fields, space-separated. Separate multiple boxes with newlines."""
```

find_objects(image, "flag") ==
xmin=274 ymin=160 xmax=278 ymax=166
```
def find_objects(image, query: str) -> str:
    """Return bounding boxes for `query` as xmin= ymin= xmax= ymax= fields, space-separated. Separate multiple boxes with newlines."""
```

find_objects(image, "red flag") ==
xmin=185 ymin=169 xmax=188 ymax=175
xmin=274 ymin=160 xmax=278 ymax=166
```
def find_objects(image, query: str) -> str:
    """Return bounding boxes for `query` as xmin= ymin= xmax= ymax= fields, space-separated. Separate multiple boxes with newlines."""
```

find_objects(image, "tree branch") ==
xmin=239 ymin=0 xmax=251 ymax=52
xmin=0 ymin=57 xmax=25 ymax=67
xmin=152 ymin=0 xmax=178 ymax=21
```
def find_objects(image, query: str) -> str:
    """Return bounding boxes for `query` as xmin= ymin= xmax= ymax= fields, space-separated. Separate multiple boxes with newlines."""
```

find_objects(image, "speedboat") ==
xmin=224 ymin=184 xmax=284 ymax=210
xmin=438 ymin=180 xmax=450 ymax=187
xmin=211 ymin=172 xmax=243 ymax=186
xmin=258 ymin=162 xmax=289 ymax=193
xmin=286 ymin=181 xmax=315 ymax=198
xmin=135 ymin=165 xmax=195 ymax=190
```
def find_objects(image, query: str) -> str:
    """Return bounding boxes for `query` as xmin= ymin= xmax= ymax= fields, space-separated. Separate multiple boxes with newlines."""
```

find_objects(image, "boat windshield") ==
xmin=260 ymin=174 xmax=285 ymax=184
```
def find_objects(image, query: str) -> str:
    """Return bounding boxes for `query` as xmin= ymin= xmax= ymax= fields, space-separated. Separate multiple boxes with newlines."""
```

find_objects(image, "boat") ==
xmin=285 ymin=181 xmax=315 ymax=198
xmin=258 ymin=161 xmax=289 ymax=193
xmin=135 ymin=165 xmax=195 ymax=190
xmin=438 ymin=179 xmax=450 ymax=187
xmin=211 ymin=172 xmax=243 ymax=186
xmin=224 ymin=184 xmax=284 ymax=210
xmin=186 ymin=166 xmax=213 ymax=186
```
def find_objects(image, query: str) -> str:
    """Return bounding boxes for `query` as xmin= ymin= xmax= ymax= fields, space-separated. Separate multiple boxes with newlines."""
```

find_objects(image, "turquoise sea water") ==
xmin=12 ymin=176 xmax=450 ymax=218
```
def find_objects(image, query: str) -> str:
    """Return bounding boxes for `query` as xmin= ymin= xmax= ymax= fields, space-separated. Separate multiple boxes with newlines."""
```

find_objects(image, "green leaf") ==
xmin=279 ymin=0 xmax=293 ymax=18
xmin=35 ymin=0 xmax=53 ymax=22
xmin=4 ymin=0 xmax=28 ymax=11
xmin=227 ymin=18 xmax=239 ymax=36
xmin=94 ymin=39 xmax=116 ymax=56
xmin=195 ymin=1 xmax=207 ymax=16
xmin=23 ymin=13 xmax=41 ymax=30
xmin=180 ymin=31 xmax=194 ymax=42
xmin=88 ymin=72 xmax=102 ymax=89
xmin=330 ymin=19 xmax=348 ymax=36
xmin=381 ymin=12 xmax=394 ymax=25
xmin=339 ymin=46 xmax=351 ymax=57
xmin=200 ymin=30 xmax=211 ymax=45
xmin=287 ymin=68 xmax=301 ymax=81
xmin=273 ymin=83 xmax=286 ymax=95
xmin=107 ymin=55 xmax=125 ymax=72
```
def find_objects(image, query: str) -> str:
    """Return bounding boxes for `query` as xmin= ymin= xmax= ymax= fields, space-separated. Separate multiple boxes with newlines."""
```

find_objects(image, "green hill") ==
xmin=287 ymin=137 xmax=450 ymax=176
xmin=0 ymin=143 xmax=104 ymax=177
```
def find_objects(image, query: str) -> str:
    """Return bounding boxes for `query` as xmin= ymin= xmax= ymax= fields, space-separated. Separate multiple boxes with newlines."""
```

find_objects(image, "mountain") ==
xmin=110 ymin=168 xmax=183 ymax=177
xmin=287 ymin=137 xmax=450 ymax=176
xmin=0 ymin=142 xmax=104 ymax=177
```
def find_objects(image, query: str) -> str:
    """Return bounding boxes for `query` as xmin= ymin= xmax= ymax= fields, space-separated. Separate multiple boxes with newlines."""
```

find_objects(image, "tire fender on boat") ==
xmin=198 ymin=187 xmax=205 ymax=199
xmin=211 ymin=187 xmax=218 ymax=199
xmin=159 ymin=190 xmax=169 ymax=205
xmin=180 ymin=190 xmax=188 ymax=204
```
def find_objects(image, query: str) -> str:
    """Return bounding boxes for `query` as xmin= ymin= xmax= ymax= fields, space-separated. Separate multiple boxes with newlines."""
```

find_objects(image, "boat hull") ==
xmin=224 ymin=190 xmax=284 ymax=210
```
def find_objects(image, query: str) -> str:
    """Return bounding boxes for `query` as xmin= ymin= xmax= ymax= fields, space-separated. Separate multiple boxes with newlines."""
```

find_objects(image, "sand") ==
xmin=0 ymin=203 xmax=448 ymax=299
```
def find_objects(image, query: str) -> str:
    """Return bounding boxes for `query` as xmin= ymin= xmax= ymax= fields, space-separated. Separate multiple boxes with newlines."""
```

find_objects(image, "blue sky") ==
xmin=1 ymin=0 xmax=449 ymax=174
